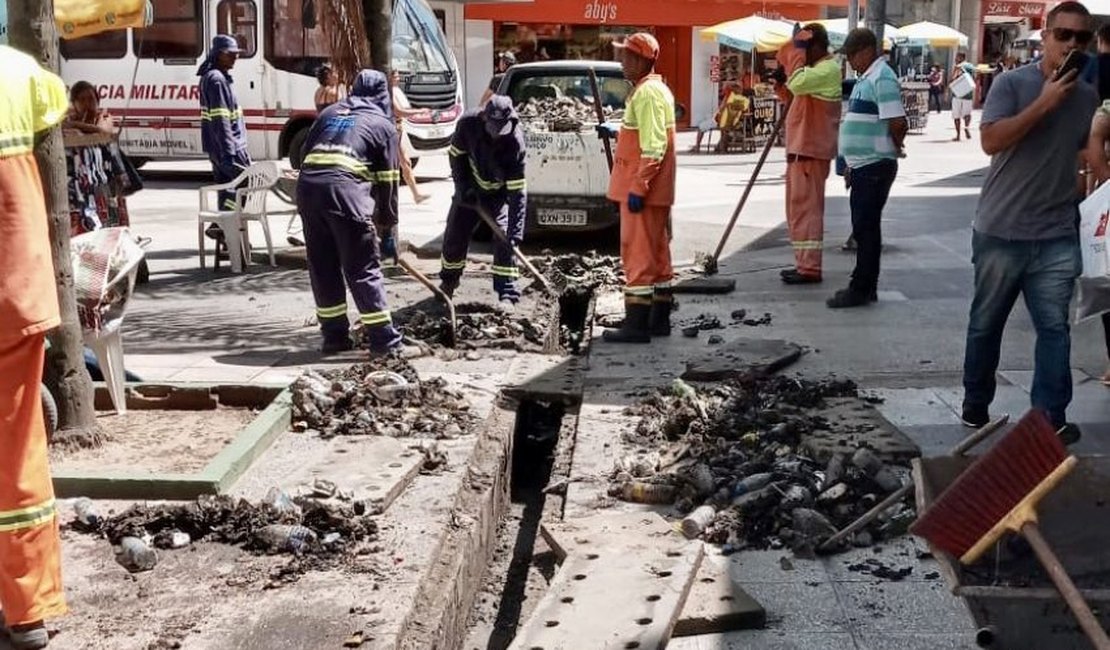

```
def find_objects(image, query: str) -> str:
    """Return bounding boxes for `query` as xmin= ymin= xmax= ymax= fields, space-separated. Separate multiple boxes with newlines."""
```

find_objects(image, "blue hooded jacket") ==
xmin=297 ymin=69 xmax=400 ymax=229
xmin=198 ymin=35 xmax=248 ymax=164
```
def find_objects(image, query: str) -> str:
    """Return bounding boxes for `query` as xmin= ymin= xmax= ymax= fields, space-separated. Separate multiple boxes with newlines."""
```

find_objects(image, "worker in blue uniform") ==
xmin=439 ymin=95 xmax=527 ymax=305
xmin=296 ymin=69 xmax=404 ymax=355
xmin=198 ymin=34 xmax=251 ymax=239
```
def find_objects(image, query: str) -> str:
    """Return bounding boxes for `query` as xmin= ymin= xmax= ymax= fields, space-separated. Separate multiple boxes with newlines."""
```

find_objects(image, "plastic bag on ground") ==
xmin=1077 ymin=182 xmax=1110 ymax=322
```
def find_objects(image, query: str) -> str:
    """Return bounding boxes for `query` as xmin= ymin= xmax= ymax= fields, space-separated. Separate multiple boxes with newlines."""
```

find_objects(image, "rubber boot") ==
xmin=602 ymin=300 xmax=651 ymax=343
xmin=650 ymin=289 xmax=673 ymax=337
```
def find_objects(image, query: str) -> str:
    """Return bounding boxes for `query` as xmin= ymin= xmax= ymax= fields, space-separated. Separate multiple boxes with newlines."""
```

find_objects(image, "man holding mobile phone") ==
xmin=960 ymin=0 xmax=1097 ymax=437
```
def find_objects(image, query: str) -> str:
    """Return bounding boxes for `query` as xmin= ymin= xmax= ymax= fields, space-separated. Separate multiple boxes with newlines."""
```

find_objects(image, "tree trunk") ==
xmin=7 ymin=0 xmax=103 ymax=448
xmin=866 ymin=0 xmax=887 ymax=53
xmin=364 ymin=0 xmax=392 ymax=75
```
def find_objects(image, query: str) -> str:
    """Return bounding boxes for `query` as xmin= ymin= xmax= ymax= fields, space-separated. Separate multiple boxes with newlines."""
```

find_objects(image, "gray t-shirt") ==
xmin=975 ymin=63 xmax=1097 ymax=240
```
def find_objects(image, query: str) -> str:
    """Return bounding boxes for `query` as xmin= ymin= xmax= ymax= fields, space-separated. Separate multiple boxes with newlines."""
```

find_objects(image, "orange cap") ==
xmin=613 ymin=32 xmax=660 ymax=61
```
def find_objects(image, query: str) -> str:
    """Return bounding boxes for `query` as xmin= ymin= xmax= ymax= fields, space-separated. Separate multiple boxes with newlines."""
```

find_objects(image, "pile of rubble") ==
xmin=73 ymin=492 xmax=378 ymax=581
xmin=292 ymin=360 xmax=477 ymax=438
xmin=516 ymin=96 xmax=624 ymax=132
xmin=613 ymin=375 xmax=913 ymax=556
xmin=535 ymin=252 xmax=623 ymax=294
xmin=395 ymin=302 xmax=549 ymax=352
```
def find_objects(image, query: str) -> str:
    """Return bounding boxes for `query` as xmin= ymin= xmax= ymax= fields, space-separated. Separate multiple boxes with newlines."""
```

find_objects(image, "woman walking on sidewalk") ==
xmin=390 ymin=71 xmax=430 ymax=204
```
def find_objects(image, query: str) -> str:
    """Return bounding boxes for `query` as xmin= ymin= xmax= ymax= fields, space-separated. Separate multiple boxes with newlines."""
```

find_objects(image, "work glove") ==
xmin=627 ymin=193 xmax=645 ymax=214
xmin=380 ymin=231 xmax=398 ymax=264
xmin=596 ymin=123 xmax=618 ymax=139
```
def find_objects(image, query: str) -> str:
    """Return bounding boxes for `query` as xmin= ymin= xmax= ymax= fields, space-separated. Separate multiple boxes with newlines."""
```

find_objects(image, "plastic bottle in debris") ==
xmin=851 ymin=448 xmax=902 ymax=493
xmin=618 ymin=481 xmax=677 ymax=505
xmin=731 ymin=473 xmax=775 ymax=498
xmin=115 ymin=537 xmax=158 ymax=573
xmin=681 ymin=505 xmax=716 ymax=540
xmin=265 ymin=487 xmax=301 ymax=516
xmin=73 ymin=497 xmax=102 ymax=528
xmin=255 ymin=524 xmax=318 ymax=554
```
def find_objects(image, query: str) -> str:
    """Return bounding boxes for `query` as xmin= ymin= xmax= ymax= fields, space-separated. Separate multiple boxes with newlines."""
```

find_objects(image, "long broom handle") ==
xmin=710 ymin=106 xmax=788 ymax=264
xmin=1023 ymin=522 xmax=1110 ymax=650
xmin=818 ymin=415 xmax=1010 ymax=551
xmin=587 ymin=68 xmax=614 ymax=172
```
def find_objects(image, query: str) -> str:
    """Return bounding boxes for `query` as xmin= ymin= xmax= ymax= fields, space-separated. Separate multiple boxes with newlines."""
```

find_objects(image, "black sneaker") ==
xmin=961 ymin=405 xmax=989 ymax=429
xmin=321 ymin=337 xmax=354 ymax=355
xmin=826 ymin=289 xmax=871 ymax=309
xmin=781 ymin=270 xmax=822 ymax=285
xmin=1058 ymin=423 xmax=1082 ymax=446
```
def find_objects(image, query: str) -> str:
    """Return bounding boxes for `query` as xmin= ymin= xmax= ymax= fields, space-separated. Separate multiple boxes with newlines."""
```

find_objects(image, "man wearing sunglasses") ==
xmin=961 ymin=0 xmax=1097 ymax=437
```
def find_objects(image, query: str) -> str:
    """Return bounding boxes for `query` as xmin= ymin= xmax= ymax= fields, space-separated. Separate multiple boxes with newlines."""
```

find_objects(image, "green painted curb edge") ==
xmin=52 ymin=384 xmax=293 ymax=500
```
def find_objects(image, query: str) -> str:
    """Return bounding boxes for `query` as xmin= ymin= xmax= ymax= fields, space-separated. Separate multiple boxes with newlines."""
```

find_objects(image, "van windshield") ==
xmin=392 ymin=0 xmax=452 ymax=74
xmin=508 ymin=73 xmax=632 ymax=110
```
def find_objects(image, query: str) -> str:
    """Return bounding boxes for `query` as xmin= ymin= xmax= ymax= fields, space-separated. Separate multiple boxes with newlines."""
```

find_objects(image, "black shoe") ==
xmin=321 ymin=337 xmax=354 ymax=355
xmin=205 ymin=224 xmax=225 ymax=241
xmin=649 ymin=291 xmax=673 ymax=337
xmin=1058 ymin=423 xmax=1082 ymax=446
xmin=960 ymin=405 xmax=989 ymax=429
xmin=781 ymin=270 xmax=822 ymax=285
xmin=602 ymin=301 xmax=651 ymax=344
xmin=439 ymin=281 xmax=458 ymax=299
xmin=826 ymin=289 xmax=871 ymax=309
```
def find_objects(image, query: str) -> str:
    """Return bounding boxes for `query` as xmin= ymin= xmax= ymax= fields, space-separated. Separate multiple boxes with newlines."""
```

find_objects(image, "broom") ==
xmin=911 ymin=409 xmax=1110 ymax=650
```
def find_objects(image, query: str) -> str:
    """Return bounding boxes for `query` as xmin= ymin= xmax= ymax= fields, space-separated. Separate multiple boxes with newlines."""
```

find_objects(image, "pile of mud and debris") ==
xmin=292 ymin=359 xmax=477 ymax=438
xmin=612 ymin=375 xmax=913 ymax=556
xmin=71 ymin=491 xmax=378 ymax=582
xmin=534 ymin=252 xmax=623 ymax=294
xmin=516 ymin=96 xmax=624 ymax=132
xmin=394 ymin=301 xmax=549 ymax=352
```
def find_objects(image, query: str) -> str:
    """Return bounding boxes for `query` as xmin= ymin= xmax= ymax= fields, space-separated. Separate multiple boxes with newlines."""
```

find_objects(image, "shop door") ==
xmin=652 ymin=27 xmax=692 ymax=129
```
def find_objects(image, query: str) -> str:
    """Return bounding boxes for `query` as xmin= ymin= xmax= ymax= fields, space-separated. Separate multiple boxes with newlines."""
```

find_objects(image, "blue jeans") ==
xmin=848 ymin=159 xmax=897 ymax=295
xmin=962 ymin=231 xmax=1081 ymax=426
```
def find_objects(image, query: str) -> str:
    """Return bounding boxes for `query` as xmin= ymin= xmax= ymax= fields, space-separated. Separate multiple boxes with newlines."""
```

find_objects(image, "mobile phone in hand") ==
xmin=1055 ymin=50 xmax=1088 ymax=81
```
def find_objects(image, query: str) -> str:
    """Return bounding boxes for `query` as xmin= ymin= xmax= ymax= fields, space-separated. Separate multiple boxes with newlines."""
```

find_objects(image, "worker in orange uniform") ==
xmin=598 ymin=33 xmax=677 ymax=343
xmin=0 ymin=45 xmax=70 ymax=649
xmin=776 ymin=23 xmax=842 ymax=285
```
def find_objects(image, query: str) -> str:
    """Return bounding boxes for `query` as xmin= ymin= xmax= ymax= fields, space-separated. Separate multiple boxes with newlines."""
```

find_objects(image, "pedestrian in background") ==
xmin=296 ymin=70 xmax=405 ymax=356
xmin=480 ymin=51 xmax=516 ymax=107
xmin=0 ymin=43 xmax=71 ymax=650
xmin=198 ymin=34 xmax=251 ymax=238
xmin=950 ymin=52 xmax=976 ymax=141
xmin=776 ymin=23 xmax=842 ymax=287
xmin=314 ymin=63 xmax=341 ymax=111
xmin=927 ymin=64 xmax=944 ymax=113
xmin=961 ymin=0 xmax=1096 ymax=435
xmin=600 ymin=32 xmax=678 ymax=343
xmin=829 ymin=28 xmax=906 ymax=309
xmin=390 ymin=70 xmax=431 ymax=204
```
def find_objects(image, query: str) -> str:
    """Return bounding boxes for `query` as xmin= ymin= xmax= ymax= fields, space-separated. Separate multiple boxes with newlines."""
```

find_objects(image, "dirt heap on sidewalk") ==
xmin=394 ymin=302 xmax=549 ymax=352
xmin=291 ymin=359 xmax=478 ymax=438
xmin=615 ymin=375 xmax=913 ymax=555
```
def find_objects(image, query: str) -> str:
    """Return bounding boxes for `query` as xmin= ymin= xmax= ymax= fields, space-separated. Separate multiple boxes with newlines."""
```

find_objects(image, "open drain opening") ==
xmin=468 ymin=400 xmax=567 ymax=649
xmin=557 ymin=288 xmax=594 ymax=355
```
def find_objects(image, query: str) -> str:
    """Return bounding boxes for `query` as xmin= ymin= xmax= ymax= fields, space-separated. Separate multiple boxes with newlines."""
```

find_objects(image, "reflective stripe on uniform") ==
xmin=467 ymin=158 xmax=504 ymax=191
xmin=491 ymin=264 xmax=519 ymax=278
xmin=0 ymin=133 xmax=34 ymax=157
xmin=200 ymin=108 xmax=243 ymax=121
xmin=0 ymin=498 xmax=56 ymax=533
xmin=440 ymin=257 xmax=467 ymax=271
xmin=360 ymin=311 xmax=392 ymax=326
xmin=791 ymin=240 xmax=823 ymax=250
xmin=623 ymin=285 xmax=654 ymax=297
xmin=316 ymin=303 xmax=348 ymax=319
xmin=505 ymin=178 xmax=526 ymax=192
xmin=303 ymin=152 xmax=400 ymax=183
xmin=448 ymin=145 xmax=466 ymax=157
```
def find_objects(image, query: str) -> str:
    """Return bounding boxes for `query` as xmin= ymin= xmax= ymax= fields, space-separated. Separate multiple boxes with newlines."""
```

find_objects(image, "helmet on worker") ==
xmin=481 ymin=94 xmax=517 ymax=140
xmin=613 ymin=32 xmax=659 ymax=81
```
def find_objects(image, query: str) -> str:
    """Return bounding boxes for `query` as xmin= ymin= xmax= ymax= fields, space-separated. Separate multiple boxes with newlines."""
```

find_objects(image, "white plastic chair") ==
xmin=71 ymin=228 xmax=146 ymax=414
xmin=198 ymin=161 xmax=281 ymax=272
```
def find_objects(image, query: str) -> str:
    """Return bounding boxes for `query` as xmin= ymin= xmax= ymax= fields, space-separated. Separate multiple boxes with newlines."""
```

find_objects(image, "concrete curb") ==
xmin=53 ymin=383 xmax=292 ymax=500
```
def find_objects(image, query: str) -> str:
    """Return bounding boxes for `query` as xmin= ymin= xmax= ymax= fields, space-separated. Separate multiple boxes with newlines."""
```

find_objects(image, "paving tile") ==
xmin=932 ymin=386 xmax=1031 ymax=421
xmin=668 ymin=630 xmax=857 ymax=650
xmin=822 ymin=538 xmax=942 ymax=584
xmin=869 ymin=388 xmax=960 ymax=428
xmin=165 ymin=366 xmax=260 ymax=383
xmin=997 ymin=369 xmax=1091 ymax=394
xmin=726 ymin=550 xmax=829 ymax=584
xmin=742 ymin=582 xmax=848 ymax=633
xmin=898 ymin=424 xmax=974 ymax=457
xmin=853 ymin=632 xmax=975 ymax=650
xmin=834 ymin=579 xmax=974 ymax=634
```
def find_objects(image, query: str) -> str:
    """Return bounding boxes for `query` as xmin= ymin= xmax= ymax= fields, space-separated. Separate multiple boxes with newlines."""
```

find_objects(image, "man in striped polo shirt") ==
xmin=829 ymin=29 xmax=907 ymax=309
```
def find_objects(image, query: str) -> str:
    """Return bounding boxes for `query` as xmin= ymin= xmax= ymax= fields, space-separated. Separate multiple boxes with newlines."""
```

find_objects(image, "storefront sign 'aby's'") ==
xmin=583 ymin=0 xmax=618 ymax=22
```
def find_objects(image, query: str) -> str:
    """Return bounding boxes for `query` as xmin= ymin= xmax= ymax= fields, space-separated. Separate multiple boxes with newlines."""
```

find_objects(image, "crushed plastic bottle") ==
xmin=681 ymin=505 xmax=716 ymax=539
xmin=255 ymin=524 xmax=318 ymax=554
xmin=73 ymin=498 xmax=102 ymax=529
xmin=115 ymin=536 xmax=158 ymax=573
xmin=264 ymin=487 xmax=301 ymax=517
xmin=731 ymin=473 xmax=775 ymax=498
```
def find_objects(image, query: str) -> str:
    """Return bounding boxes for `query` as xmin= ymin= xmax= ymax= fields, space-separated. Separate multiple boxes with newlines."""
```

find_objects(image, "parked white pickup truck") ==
xmin=495 ymin=61 xmax=632 ymax=236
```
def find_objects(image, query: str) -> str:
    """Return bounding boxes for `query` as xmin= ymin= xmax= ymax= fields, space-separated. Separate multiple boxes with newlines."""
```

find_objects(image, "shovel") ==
xmin=394 ymin=252 xmax=457 ymax=348
xmin=464 ymin=200 xmax=558 ymax=297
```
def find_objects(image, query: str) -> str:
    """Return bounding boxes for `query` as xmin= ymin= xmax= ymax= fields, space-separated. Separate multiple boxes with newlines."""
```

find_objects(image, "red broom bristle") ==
xmin=911 ymin=409 xmax=1067 ymax=561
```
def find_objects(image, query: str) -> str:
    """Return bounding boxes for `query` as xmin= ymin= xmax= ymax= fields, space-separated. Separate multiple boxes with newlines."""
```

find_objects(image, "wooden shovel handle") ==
xmin=1023 ymin=522 xmax=1110 ymax=650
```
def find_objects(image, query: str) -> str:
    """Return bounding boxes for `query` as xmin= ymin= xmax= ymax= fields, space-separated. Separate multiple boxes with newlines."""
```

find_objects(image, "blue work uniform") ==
xmin=199 ymin=68 xmax=251 ymax=210
xmin=296 ymin=70 xmax=403 ymax=353
xmin=440 ymin=96 xmax=527 ymax=302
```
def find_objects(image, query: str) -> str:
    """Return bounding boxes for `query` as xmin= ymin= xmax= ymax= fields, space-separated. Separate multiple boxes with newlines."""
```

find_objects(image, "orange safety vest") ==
xmin=776 ymin=46 xmax=841 ymax=161
xmin=0 ymin=45 xmax=67 ymax=345
xmin=607 ymin=74 xmax=677 ymax=207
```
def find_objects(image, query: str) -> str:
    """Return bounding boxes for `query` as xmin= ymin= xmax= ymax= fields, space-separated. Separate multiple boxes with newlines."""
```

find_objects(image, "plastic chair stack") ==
xmin=197 ymin=161 xmax=281 ymax=272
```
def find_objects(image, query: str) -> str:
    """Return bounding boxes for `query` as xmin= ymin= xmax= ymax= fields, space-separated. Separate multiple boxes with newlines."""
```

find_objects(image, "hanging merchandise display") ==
xmin=54 ymin=0 xmax=151 ymax=40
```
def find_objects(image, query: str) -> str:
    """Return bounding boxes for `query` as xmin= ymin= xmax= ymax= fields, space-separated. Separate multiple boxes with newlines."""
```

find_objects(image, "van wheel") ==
xmin=288 ymin=128 xmax=310 ymax=169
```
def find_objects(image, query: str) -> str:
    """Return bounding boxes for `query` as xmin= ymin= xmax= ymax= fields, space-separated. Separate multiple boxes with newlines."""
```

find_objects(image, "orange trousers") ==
xmin=620 ymin=202 xmax=673 ymax=303
xmin=785 ymin=158 xmax=830 ymax=277
xmin=0 ymin=333 xmax=66 ymax=626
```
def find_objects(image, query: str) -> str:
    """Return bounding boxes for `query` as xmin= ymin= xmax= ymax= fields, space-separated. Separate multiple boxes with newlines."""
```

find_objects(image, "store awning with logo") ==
xmin=464 ymin=0 xmax=844 ymax=27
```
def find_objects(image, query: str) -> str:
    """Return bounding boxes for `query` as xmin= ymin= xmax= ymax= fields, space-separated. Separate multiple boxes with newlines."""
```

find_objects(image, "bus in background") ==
xmin=59 ymin=0 xmax=462 ymax=167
